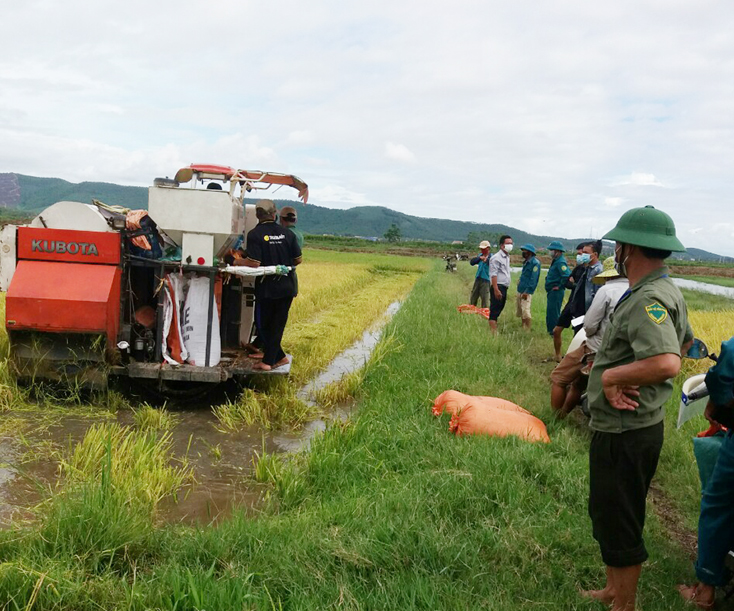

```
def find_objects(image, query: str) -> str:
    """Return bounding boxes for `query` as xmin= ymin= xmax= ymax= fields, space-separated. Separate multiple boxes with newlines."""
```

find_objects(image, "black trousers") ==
xmin=588 ymin=422 xmax=664 ymax=567
xmin=489 ymin=285 xmax=508 ymax=321
xmin=259 ymin=296 xmax=293 ymax=366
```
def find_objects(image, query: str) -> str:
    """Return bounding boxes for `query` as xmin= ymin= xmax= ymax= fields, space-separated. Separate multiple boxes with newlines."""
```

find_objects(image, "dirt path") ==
xmin=649 ymin=484 xmax=698 ymax=560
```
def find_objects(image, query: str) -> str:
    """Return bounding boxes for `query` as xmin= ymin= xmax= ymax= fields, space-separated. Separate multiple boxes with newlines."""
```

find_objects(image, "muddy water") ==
xmin=0 ymin=301 xmax=403 ymax=526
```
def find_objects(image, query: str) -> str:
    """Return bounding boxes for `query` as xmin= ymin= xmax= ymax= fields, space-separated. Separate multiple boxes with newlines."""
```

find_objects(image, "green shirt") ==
xmin=587 ymin=266 xmax=693 ymax=433
xmin=290 ymin=226 xmax=304 ymax=249
xmin=545 ymin=256 xmax=571 ymax=291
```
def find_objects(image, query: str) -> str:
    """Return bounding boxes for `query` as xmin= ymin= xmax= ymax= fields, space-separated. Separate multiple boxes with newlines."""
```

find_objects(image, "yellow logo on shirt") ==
xmin=264 ymin=235 xmax=270 ymax=241
xmin=645 ymin=302 xmax=668 ymax=325
xmin=561 ymin=265 xmax=568 ymax=271
xmin=533 ymin=265 xmax=539 ymax=272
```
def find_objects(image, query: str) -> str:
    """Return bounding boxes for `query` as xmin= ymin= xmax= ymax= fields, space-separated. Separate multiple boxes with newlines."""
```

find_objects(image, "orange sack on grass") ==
xmin=432 ymin=390 xmax=530 ymax=417
xmin=432 ymin=391 xmax=550 ymax=443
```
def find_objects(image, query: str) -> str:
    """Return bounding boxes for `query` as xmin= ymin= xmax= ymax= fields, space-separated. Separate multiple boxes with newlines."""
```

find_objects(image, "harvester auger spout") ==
xmin=173 ymin=164 xmax=309 ymax=203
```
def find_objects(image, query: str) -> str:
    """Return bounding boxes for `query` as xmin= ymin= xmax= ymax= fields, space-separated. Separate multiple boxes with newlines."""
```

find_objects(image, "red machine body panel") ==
xmin=17 ymin=227 xmax=121 ymax=265
xmin=6 ymin=261 xmax=122 ymax=344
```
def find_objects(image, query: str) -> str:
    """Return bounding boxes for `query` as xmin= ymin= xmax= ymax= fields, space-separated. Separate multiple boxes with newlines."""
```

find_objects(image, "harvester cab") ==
xmin=1 ymin=164 xmax=308 ymax=395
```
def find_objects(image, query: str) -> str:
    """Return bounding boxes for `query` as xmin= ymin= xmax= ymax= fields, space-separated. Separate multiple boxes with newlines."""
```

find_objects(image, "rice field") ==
xmin=0 ymin=253 xmax=731 ymax=609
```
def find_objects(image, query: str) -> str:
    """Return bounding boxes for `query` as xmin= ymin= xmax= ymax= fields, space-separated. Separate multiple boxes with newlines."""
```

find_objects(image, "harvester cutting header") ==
xmin=0 ymin=164 xmax=308 ymax=394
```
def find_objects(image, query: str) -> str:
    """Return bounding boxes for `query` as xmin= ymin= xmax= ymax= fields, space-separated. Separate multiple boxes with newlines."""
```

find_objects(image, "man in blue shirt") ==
xmin=469 ymin=240 xmax=491 ymax=309
xmin=545 ymin=241 xmax=572 ymax=338
xmin=679 ymin=337 xmax=734 ymax=608
xmin=516 ymin=244 xmax=541 ymax=330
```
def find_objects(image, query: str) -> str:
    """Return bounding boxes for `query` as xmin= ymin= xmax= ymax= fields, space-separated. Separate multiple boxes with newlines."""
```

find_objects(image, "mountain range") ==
xmin=1 ymin=172 xmax=730 ymax=262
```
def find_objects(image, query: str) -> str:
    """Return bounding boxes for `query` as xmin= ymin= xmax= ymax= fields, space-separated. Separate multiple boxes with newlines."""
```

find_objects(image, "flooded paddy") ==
xmin=672 ymin=277 xmax=734 ymax=299
xmin=0 ymin=298 xmax=403 ymax=526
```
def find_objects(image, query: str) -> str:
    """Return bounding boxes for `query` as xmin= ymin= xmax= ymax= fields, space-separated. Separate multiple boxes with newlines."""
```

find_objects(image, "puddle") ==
xmin=672 ymin=278 xmax=734 ymax=299
xmin=0 ymin=300 xmax=403 ymax=526
xmin=298 ymin=300 xmax=402 ymax=404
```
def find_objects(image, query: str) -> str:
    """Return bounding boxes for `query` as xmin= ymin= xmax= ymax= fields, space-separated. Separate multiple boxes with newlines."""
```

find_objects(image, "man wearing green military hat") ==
xmin=544 ymin=241 xmax=572 ymax=337
xmin=583 ymin=206 xmax=694 ymax=611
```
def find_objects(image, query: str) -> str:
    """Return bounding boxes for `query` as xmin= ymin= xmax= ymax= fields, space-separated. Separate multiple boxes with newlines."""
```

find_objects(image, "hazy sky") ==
xmin=2 ymin=0 xmax=733 ymax=255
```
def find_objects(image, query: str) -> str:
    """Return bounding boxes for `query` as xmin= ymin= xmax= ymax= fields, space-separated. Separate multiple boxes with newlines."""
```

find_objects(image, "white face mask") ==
xmin=614 ymin=244 xmax=629 ymax=277
xmin=504 ymin=243 xmax=513 ymax=252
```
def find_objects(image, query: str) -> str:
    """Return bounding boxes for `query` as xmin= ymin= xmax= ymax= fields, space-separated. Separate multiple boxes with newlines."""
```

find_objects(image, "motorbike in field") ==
xmin=678 ymin=338 xmax=719 ymax=428
xmin=443 ymin=255 xmax=457 ymax=273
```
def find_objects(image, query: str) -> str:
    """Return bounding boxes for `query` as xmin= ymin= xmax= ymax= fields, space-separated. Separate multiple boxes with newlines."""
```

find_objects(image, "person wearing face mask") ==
xmin=583 ymin=240 xmax=604 ymax=310
xmin=488 ymin=235 xmax=513 ymax=333
xmin=550 ymin=241 xmax=602 ymax=361
xmin=550 ymin=256 xmax=629 ymax=417
xmin=544 ymin=241 xmax=572 ymax=339
xmin=516 ymin=244 xmax=541 ymax=330
xmin=582 ymin=206 xmax=693 ymax=611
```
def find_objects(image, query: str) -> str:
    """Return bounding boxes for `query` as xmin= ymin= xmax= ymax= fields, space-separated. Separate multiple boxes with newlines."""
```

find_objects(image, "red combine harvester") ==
xmin=0 ymin=164 xmax=308 ymax=395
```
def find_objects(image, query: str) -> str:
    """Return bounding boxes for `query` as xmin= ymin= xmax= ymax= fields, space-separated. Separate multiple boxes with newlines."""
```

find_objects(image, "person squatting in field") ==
xmin=678 ymin=337 xmax=734 ymax=609
xmin=515 ymin=244 xmax=541 ymax=331
xmin=544 ymin=241 xmax=572 ymax=340
xmin=236 ymin=199 xmax=302 ymax=371
xmin=488 ymin=235 xmax=513 ymax=333
xmin=583 ymin=206 xmax=693 ymax=611
xmin=469 ymin=240 xmax=492 ymax=309
xmin=549 ymin=256 xmax=629 ymax=417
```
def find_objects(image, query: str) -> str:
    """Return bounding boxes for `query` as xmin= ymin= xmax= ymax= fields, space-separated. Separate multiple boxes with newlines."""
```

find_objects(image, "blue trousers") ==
xmin=546 ymin=289 xmax=565 ymax=335
xmin=696 ymin=432 xmax=734 ymax=586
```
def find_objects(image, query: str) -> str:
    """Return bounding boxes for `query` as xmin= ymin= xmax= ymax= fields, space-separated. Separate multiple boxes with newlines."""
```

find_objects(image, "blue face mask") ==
xmin=577 ymin=253 xmax=591 ymax=264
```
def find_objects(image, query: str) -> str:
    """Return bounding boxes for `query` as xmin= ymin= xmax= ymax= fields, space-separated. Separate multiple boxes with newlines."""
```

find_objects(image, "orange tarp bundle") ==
xmin=457 ymin=304 xmax=490 ymax=320
xmin=432 ymin=390 xmax=550 ymax=444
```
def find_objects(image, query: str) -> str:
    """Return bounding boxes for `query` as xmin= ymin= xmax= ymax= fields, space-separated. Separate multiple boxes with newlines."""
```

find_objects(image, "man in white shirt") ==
xmin=488 ymin=235 xmax=513 ymax=333
xmin=550 ymin=257 xmax=629 ymax=416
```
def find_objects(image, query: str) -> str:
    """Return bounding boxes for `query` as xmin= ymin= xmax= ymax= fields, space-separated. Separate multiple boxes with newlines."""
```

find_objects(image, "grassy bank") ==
xmin=1 ymin=260 xmax=727 ymax=609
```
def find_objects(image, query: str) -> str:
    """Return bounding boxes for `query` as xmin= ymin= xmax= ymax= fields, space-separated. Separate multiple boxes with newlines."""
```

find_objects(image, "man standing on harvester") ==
xmin=241 ymin=200 xmax=302 ymax=371
xmin=583 ymin=206 xmax=692 ymax=611
xmin=516 ymin=244 xmax=541 ymax=331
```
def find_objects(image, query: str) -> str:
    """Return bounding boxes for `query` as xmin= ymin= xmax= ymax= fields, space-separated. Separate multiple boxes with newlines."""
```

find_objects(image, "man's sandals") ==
xmin=243 ymin=343 xmax=264 ymax=360
xmin=252 ymin=357 xmax=289 ymax=372
xmin=677 ymin=584 xmax=715 ymax=609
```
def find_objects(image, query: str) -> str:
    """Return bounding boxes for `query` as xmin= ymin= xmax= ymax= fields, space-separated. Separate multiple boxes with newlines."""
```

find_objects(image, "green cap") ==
xmin=603 ymin=206 xmax=686 ymax=252
xmin=520 ymin=243 xmax=536 ymax=254
xmin=547 ymin=241 xmax=565 ymax=252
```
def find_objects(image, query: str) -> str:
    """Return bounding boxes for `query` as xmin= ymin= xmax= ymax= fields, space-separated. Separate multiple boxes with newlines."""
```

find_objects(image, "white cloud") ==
xmin=384 ymin=142 xmax=416 ymax=163
xmin=2 ymin=0 xmax=734 ymax=255
xmin=309 ymin=185 xmax=370 ymax=206
xmin=610 ymin=173 xmax=665 ymax=187
xmin=284 ymin=130 xmax=314 ymax=146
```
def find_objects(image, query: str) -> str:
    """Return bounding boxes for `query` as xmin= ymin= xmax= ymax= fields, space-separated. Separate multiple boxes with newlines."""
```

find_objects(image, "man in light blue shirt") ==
xmin=488 ymin=235 xmax=513 ymax=333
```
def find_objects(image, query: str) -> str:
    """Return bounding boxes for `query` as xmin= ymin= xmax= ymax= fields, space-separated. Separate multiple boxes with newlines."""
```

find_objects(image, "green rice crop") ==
xmin=133 ymin=403 xmax=177 ymax=430
xmin=0 ymin=254 xmax=727 ymax=609
xmin=56 ymin=422 xmax=192 ymax=510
